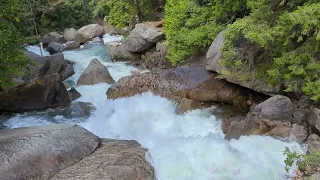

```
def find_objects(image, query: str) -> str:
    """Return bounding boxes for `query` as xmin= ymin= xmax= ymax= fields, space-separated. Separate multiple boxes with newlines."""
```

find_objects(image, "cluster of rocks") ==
xmin=42 ymin=24 xmax=105 ymax=55
xmin=106 ymin=27 xmax=320 ymax=156
xmin=107 ymin=22 xmax=172 ymax=70
xmin=0 ymin=124 xmax=154 ymax=180
xmin=0 ymin=52 xmax=75 ymax=112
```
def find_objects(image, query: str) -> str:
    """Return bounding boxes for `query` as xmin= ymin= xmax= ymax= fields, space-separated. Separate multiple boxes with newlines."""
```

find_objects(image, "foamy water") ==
xmin=4 ymin=41 xmax=305 ymax=180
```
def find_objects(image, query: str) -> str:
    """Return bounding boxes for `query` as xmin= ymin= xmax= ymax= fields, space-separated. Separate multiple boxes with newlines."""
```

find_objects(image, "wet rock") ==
xmin=77 ymin=24 xmax=104 ymax=39
xmin=59 ymin=63 xmax=75 ymax=81
xmin=206 ymin=30 xmax=281 ymax=96
xmin=47 ymin=42 xmax=63 ymax=55
xmin=68 ymin=87 xmax=81 ymax=101
xmin=51 ymin=139 xmax=154 ymax=180
xmin=177 ymin=98 xmax=201 ymax=114
xmin=107 ymin=66 xmax=253 ymax=109
xmin=63 ymin=81 xmax=71 ymax=89
xmin=306 ymin=108 xmax=320 ymax=134
xmin=77 ymin=58 xmax=115 ymax=85
xmin=0 ymin=124 xmax=100 ymax=180
xmin=124 ymin=23 xmax=164 ymax=53
xmin=48 ymin=102 xmax=96 ymax=119
xmin=225 ymin=95 xmax=294 ymax=140
xmin=63 ymin=40 xmax=80 ymax=51
xmin=307 ymin=134 xmax=320 ymax=153
xmin=107 ymin=43 xmax=142 ymax=62
xmin=103 ymin=22 xmax=116 ymax=34
xmin=0 ymin=73 xmax=70 ymax=113
xmin=63 ymin=28 xmax=78 ymax=41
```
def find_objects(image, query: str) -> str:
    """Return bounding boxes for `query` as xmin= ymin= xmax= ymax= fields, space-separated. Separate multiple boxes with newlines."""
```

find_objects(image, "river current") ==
xmin=2 ymin=36 xmax=305 ymax=180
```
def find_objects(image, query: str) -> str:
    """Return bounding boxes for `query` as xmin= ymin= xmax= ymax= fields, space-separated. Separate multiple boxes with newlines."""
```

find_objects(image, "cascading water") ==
xmin=4 ymin=39 xmax=305 ymax=180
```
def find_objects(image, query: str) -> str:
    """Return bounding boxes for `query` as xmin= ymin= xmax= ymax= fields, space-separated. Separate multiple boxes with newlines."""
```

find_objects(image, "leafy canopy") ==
xmin=0 ymin=0 xmax=30 ymax=89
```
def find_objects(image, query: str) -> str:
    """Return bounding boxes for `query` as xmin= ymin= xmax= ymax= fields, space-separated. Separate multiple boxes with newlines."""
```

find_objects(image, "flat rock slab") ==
xmin=0 ymin=124 xmax=100 ymax=180
xmin=51 ymin=139 xmax=154 ymax=180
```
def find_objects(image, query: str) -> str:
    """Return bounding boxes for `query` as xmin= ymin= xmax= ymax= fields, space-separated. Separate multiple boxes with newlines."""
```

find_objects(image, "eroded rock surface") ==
xmin=0 ymin=124 xmax=100 ymax=180
xmin=51 ymin=139 xmax=154 ymax=180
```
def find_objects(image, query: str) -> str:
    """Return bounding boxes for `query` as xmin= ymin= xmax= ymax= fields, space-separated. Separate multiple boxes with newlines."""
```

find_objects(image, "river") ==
xmin=2 ymin=36 xmax=305 ymax=180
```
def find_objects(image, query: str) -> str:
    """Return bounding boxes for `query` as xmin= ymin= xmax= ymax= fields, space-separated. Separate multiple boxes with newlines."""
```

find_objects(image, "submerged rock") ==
xmin=47 ymin=101 xmax=96 ymax=119
xmin=0 ymin=73 xmax=71 ymax=113
xmin=77 ymin=58 xmax=115 ymax=85
xmin=225 ymin=95 xmax=295 ymax=140
xmin=0 ymin=124 xmax=100 ymax=180
xmin=51 ymin=139 xmax=154 ymax=180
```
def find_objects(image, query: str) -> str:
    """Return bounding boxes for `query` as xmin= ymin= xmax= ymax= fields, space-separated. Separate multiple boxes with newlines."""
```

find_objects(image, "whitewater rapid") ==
xmin=6 ymin=41 xmax=305 ymax=180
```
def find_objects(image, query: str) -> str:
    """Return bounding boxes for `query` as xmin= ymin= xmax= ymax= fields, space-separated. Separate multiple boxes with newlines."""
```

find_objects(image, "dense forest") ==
xmin=1 ymin=0 xmax=319 ymax=99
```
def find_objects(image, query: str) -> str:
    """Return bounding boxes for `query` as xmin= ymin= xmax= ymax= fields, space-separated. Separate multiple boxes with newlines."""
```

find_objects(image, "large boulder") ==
xmin=47 ymin=42 xmax=63 ymax=55
xmin=225 ymin=95 xmax=295 ymax=140
xmin=23 ymin=52 xmax=74 ymax=81
xmin=107 ymin=42 xmax=142 ymax=62
xmin=63 ymin=28 xmax=78 ymax=41
xmin=51 ymin=139 xmax=154 ymax=180
xmin=107 ymin=66 xmax=255 ymax=111
xmin=77 ymin=24 xmax=104 ymax=39
xmin=206 ymin=30 xmax=281 ymax=96
xmin=77 ymin=59 xmax=115 ymax=85
xmin=41 ymin=32 xmax=65 ymax=47
xmin=124 ymin=23 xmax=165 ymax=53
xmin=0 ymin=73 xmax=71 ymax=113
xmin=74 ymin=33 xmax=92 ymax=44
xmin=63 ymin=40 xmax=80 ymax=51
xmin=0 ymin=124 xmax=100 ymax=180
xmin=23 ymin=51 xmax=51 ymax=80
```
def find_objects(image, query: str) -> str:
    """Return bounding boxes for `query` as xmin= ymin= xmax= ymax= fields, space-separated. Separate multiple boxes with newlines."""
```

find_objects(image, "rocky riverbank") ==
xmin=0 ymin=20 xmax=319 ymax=179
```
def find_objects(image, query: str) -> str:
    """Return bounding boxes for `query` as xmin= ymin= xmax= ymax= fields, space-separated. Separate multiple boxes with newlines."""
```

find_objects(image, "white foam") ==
xmin=7 ymin=44 xmax=305 ymax=180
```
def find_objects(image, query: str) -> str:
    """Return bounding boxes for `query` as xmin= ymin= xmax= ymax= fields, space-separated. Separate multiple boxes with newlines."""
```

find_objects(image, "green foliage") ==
xmin=164 ymin=0 xmax=247 ymax=65
xmin=106 ymin=0 xmax=139 ymax=28
xmin=284 ymin=148 xmax=320 ymax=175
xmin=284 ymin=147 xmax=300 ymax=172
xmin=24 ymin=36 xmax=40 ymax=45
xmin=22 ymin=0 xmax=93 ymax=36
xmin=222 ymin=0 xmax=320 ymax=99
xmin=0 ymin=0 xmax=30 ymax=89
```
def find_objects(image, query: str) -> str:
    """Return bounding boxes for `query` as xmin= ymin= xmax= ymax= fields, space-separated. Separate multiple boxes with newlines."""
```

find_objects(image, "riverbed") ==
xmin=2 ymin=38 xmax=305 ymax=180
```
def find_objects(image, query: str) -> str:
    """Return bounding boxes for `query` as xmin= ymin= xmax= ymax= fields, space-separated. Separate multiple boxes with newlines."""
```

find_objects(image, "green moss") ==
xmin=24 ymin=36 xmax=40 ymax=45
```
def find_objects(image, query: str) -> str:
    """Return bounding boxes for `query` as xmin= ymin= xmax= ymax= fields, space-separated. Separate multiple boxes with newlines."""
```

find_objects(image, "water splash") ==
xmin=3 ymin=43 xmax=306 ymax=180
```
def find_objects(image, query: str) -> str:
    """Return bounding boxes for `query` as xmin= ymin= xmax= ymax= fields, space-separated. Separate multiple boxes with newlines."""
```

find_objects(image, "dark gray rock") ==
xmin=68 ymin=87 xmax=81 ymax=101
xmin=0 ymin=73 xmax=71 ymax=113
xmin=47 ymin=42 xmax=63 ymax=55
xmin=0 ymin=124 xmax=100 ymax=180
xmin=77 ymin=59 xmax=115 ymax=85
xmin=306 ymin=108 xmax=320 ymax=134
xmin=307 ymin=134 xmax=320 ymax=153
xmin=59 ymin=64 xmax=75 ymax=81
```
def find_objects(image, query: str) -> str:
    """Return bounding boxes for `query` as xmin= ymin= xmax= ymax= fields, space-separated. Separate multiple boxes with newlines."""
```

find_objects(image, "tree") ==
xmin=0 ymin=0 xmax=31 ymax=89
